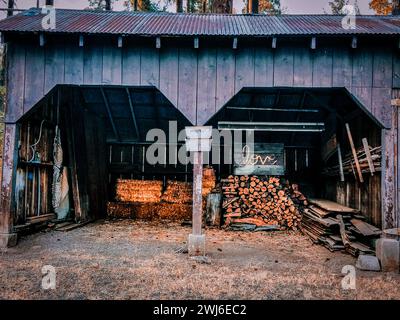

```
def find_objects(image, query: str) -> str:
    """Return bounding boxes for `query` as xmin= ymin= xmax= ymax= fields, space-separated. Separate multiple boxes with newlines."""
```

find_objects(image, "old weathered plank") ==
xmin=254 ymin=47 xmax=273 ymax=87
xmin=44 ymin=44 xmax=65 ymax=94
xmin=332 ymin=46 xmax=352 ymax=87
xmin=64 ymin=44 xmax=84 ymax=84
xmin=140 ymin=47 xmax=160 ymax=87
xmin=159 ymin=47 xmax=179 ymax=107
xmin=373 ymin=48 xmax=392 ymax=88
xmin=122 ymin=45 xmax=141 ymax=85
xmin=177 ymin=47 xmax=198 ymax=124
xmin=293 ymin=46 xmax=313 ymax=87
xmin=197 ymin=48 xmax=217 ymax=125
xmin=215 ymin=47 xmax=235 ymax=112
xmin=24 ymin=45 xmax=45 ymax=113
xmin=102 ymin=45 xmax=122 ymax=85
xmin=273 ymin=46 xmax=294 ymax=87
xmin=6 ymin=43 xmax=26 ymax=122
xmin=235 ymin=47 xmax=255 ymax=93
xmin=83 ymin=45 xmax=103 ymax=85
xmin=313 ymin=46 xmax=333 ymax=87
xmin=371 ymin=87 xmax=392 ymax=128
xmin=352 ymin=49 xmax=373 ymax=88
xmin=0 ymin=124 xmax=18 ymax=234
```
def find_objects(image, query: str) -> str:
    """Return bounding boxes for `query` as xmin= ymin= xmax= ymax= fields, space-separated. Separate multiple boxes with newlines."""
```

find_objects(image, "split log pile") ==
xmin=300 ymin=198 xmax=380 ymax=256
xmin=115 ymin=180 xmax=163 ymax=203
xmin=222 ymin=175 xmax=307 ymax=231
xmin=322 ymin=145 xmax=381 ymax=177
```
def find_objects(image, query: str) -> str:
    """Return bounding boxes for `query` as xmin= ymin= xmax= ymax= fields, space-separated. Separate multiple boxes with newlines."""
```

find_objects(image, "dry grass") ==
xmin=0 ymin=220 xmax=399 ymax=300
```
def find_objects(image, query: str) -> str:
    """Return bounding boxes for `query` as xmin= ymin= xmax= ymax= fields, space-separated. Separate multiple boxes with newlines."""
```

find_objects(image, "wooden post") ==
xmin=337 ymin=143 xmax=345 ymax=182
xmin=192 ymin=151 xmax=203 ymax=236
xmin=362 ymin=138 xmax=375 ymax=176
xmin=0 ymin=123 xmax=19 ymax=247
xmin=345 ymin=123 xmax=364 ymax=183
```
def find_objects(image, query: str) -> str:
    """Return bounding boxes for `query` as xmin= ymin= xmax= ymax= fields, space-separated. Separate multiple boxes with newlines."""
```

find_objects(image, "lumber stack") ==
xmin=300 ymin=198 xmax=380 ymax=256
xmin=222 ymin=175 xmax=306 ymax=231
xmin=115 ymin=179 xmax=162 ymax=203
xmin=322 ymin=145 xmax=381 ymax=176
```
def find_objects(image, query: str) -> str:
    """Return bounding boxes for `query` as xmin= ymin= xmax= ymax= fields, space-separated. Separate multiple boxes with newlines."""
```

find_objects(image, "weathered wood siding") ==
xmin=5 ymin=39 xmax=395 ymax=129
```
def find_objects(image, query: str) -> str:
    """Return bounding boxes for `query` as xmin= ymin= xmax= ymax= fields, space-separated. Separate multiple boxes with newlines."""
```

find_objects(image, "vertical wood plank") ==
xmin=216 ymin=47 xmax=235 ymax=112
xmin=177 ymin=47 xmax=198 ymax=124
xmin=352 ymin=49 xmax=373 ymax=88
xmin=235 ymin=47 xmax=255 ymax=93
xmin=254 ymin=47 xmax=274 ymax=87
xmin=64 ymin=44 xmax=84 ymax=84
xmin=313 ymin=46 xmax=333 ymax=87
xmin=159 ymin=47 xmax=179 ymax=107
xmin=5 ymin=43 xmax=26 ymax=122
xmin=122 ymin=45 xmax=141 ymax=85
xmin=24 ymin=45 xmax=45 ymax=113
xmin=140 ymin=47 xmax=160 ymax=87
xmin=83 ymin=45 xmax=103 ymax=85
xmin=371 ymin=87 xmax=392 ymax=128
xmin=349 ymin=87 xmax=372 ymax=114
xmin=332 ymin=46 xmax=352 ymax=88
xmin=102 ymin=45 xmax=122 ymax=85
xmin=293 ymin=47 xmax=313 ymax=87
xmin=197 ymin=48 xmax=217 ymax=125
xmin=392 ymin=52 xmax=400 ymax=88
xmin=273 ymin=46 xmax=294 ymax=87
xmin=44 ymin=44 xmax=65 ymax=94
xmin=372 ymin=48 xmax=392 ymax=88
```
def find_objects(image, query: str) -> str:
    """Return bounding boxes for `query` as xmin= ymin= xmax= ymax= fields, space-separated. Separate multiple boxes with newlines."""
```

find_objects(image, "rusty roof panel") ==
xmin=0 ymin=8 xmax=400 ymax=36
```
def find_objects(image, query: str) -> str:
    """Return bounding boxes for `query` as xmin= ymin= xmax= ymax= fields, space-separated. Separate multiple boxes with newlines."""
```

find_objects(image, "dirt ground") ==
xmin=0 ymin=219 xmax=399 ymax=300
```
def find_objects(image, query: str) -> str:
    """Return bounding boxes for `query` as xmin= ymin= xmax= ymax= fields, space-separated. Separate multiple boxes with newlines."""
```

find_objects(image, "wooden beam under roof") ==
xmin=100 ymin=87 xmax=121 ymax=142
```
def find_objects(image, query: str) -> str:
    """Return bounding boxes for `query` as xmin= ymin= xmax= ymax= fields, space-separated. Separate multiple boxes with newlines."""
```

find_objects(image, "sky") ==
xmin=0 ymin=0 xmax=375 ymax=17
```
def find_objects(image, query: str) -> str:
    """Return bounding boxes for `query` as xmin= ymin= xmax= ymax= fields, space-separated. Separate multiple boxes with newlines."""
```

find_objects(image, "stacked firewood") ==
xmin=322 ymin=146 xmax=381 ymax=176
xmin=222 ymin=175 xmax=306 ymax=231
xmin=115 ymin=179 xmax=162 ymax=203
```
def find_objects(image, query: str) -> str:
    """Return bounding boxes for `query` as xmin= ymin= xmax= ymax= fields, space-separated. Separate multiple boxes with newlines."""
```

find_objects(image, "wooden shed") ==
xmin=0 ymin=9 xmax=399 ymax=247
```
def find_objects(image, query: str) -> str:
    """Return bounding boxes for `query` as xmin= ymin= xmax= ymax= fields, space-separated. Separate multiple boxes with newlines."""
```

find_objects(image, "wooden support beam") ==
xmin=337 ymin=143 xmax=345 ymax=182
xmin=194 ymin=37 xmax=199 ymax=49
xmin=226 ymin=106 xmax=319 ymax=113
xmin=362 ymin=138 xmax=375 ymax=176
xmin=39 ymin=33 xmax=45 ymax=46
xmin=345 ymin=123 xmax=364 ymax=183
xmin=156 ymin=37 xmax=161 ymax=49
xmin=218 ymin=121 xmax=325 ymax=132
xmin=232 ymin=37 xmax=238 ymax=49
xmin=272 ymin=37 xmax=277 ymax=49
xmin=118 ymin=36 xmax=123 ymax=48
xmin=79 ymin=35 xmax=84 ymax=47
xmin=311 ymin=37 xmax=316 ymax=50
xmin=351 ymin=36 xmax=357 ymax=49
xmin=125 ymin=88 xmax=140 ymax=140
xmin=100 ymin=88 xmax=120 ymax=142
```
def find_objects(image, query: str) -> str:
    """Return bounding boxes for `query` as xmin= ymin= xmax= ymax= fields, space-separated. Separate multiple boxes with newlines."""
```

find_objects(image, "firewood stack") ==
xmin=222 ymin=175 xmax=306 ymax=231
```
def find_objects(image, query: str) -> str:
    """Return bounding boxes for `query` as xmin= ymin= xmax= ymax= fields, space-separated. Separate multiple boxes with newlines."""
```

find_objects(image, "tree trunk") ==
xmin=249 ymin=0 xmax=259 ymax=14
xmin=105 ymin=0 xmax=112 ymax=10
xmin=45 ymin=0 xmax=54 ymax=5
xmin=393 ymin=0 xmax=400 ymax=15
xmin=176 ymin=0 xmax=183 ymax=13
xmin=7 ymin=0 xmax=14 ymax=17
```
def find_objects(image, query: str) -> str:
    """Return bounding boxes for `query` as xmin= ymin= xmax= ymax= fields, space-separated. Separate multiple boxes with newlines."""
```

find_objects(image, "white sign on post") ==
xmin=185 ymin=126 xmax=213 ymax=152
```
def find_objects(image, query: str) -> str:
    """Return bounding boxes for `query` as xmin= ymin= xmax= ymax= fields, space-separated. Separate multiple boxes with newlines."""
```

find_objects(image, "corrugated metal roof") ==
xmin=0 ymin=8 xmax=400 ymax=36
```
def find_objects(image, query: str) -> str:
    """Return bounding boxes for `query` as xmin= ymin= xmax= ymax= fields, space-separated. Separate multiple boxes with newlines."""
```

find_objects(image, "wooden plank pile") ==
xmin=322 ymin=145 xmax=381 ymax=177
xmin=115 ymin=179 xmax=163 ymax=203
xmin=300 ymin=198 xmax=380 ymax=256
xmin=222 ymin=175 xmax=306 ymax=231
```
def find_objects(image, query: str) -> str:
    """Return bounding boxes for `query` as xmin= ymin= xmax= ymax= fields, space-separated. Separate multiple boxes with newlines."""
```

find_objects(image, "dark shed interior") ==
xmin=13 ymin=85 xmax=383 ymax=231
